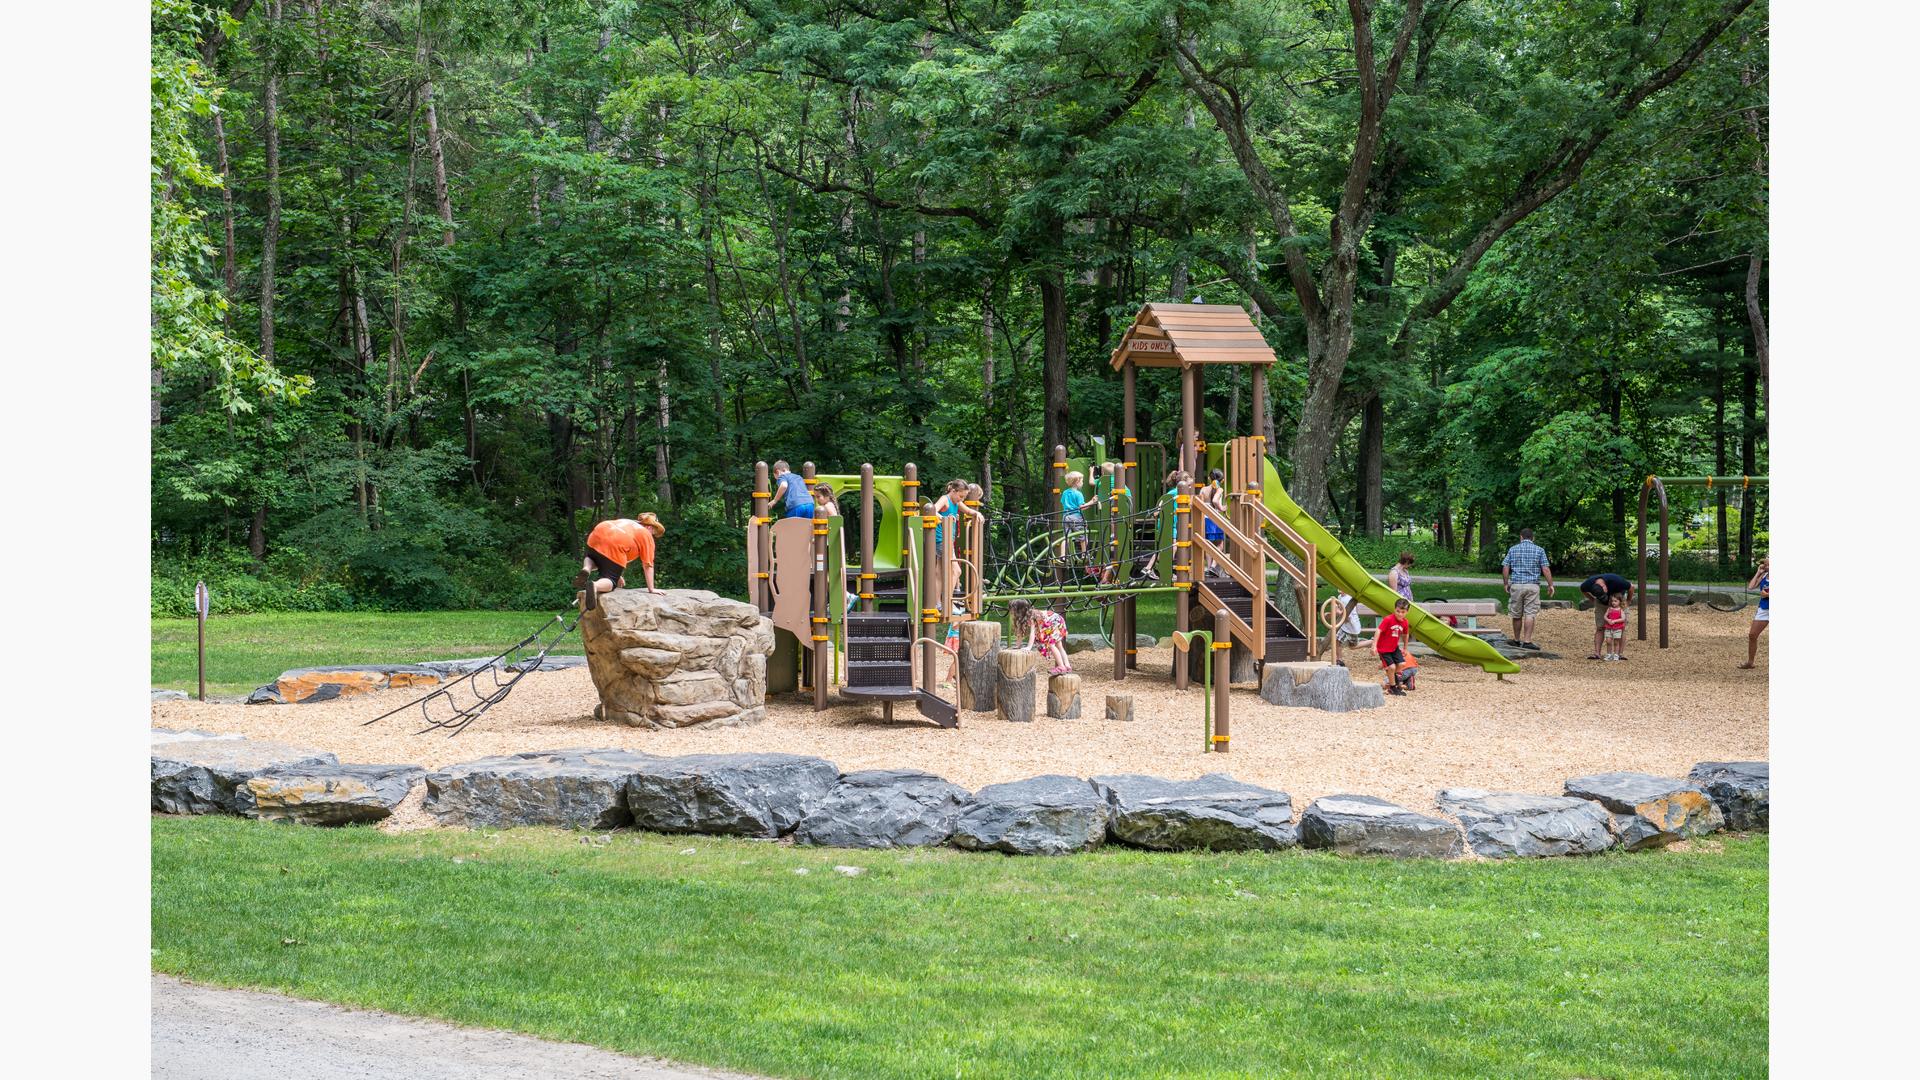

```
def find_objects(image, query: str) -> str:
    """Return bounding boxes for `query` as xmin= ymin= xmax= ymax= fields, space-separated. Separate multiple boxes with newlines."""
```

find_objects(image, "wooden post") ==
xmin=996 ymin=648 xmax=1040 ymax=723
xmin=194 ymin=580 xmax=208 ymax=702
xmin=1047 ymin=673 xmax=1082 ymax=719
xmin=921 ymin=501 xmax=940 ymax=690
xmin=1120 ymin=359 xmax=1138 ymax=677
xmin=1105 ymin=693 xmax=1133 ymax=723
xmin=1180 ymin=365 xmax=1197 ymax=478
xmin=1051 ymin=443 xmax=1067 ymax=516
xmin=1250 ymin=365 xmax=1266 ymax=453
xmin=859 ymin=463 xmax=875 ymax=613
xmin=811 ymin=503 xmax=830 ymax=710
xmin=1212 ymin=608 xmax=1231 ymax=752
xmin=958 ymin=620 xmax=1000 ymax=711
xmin=901 ymin=462 xmax=919 ymax=576
xmin=752 ymin=461 xmax=772 ymax=613
xmin=1173 ymin=480 xmax=1192 ymax=690
xmin=1192 ymin=365 xmax=1206 ymax=471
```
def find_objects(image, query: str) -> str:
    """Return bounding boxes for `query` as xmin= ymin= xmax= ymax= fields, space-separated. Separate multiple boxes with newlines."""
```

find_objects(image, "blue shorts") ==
xmin=1204 ymin=521 xmax=1224 ymax=543
xmin=783 ymin=501 xmax=816 ymax=519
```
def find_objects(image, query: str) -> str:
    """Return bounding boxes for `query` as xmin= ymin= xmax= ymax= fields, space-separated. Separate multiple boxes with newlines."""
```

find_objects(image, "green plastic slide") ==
xmin=1256 ymin=458 xmax=1521 ymax=675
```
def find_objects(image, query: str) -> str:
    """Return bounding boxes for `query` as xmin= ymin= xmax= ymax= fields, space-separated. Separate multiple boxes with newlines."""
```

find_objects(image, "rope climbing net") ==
xmin=974 ymin=497 xmax=1177 ymax=615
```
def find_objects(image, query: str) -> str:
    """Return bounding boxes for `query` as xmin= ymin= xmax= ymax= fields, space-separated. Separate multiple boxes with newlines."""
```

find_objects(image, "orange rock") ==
xmin=386 ymin=671 xmax=443 ymax=690
xmin=276 ymin=669 xmax=386 ymax=703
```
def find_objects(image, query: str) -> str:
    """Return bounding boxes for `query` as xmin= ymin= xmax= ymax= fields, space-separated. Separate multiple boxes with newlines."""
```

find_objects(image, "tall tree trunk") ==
xmin=249 ymin=503 xmax=267 ymax=561
xmin=1714 ymin=317 xmax=1729 ymax=572
xmin=1356 ymin=394 xmax=1384 ymax=537
xmin=1476 ymin=501 xmax=1496 ymax=565
xmin=981 ymin=282 xmax=996 ymax=489
xmin=258 ymin=0 xmax=281 ymax=365
xmin=654 ymin=354 xmax=673 ymax=505
xmin=1607 ymin=373 xmax=1626 ymax=567
xmin=1039 ymin=269 xmax=1069 ymax=458
xmin=1739 ymin=344 xmax=1759 ymax=568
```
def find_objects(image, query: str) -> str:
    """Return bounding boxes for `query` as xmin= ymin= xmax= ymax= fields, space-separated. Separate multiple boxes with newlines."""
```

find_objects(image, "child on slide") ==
xmin=1009 ymin=598 xmax=1072 ymax=675
xmin=1374 ymin=597 xmax=1413 ymax=696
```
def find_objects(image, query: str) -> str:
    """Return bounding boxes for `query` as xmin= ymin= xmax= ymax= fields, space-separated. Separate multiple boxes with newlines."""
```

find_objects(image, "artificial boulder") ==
xmin=624 ymin=753 xmax=839 ymax=838
xmin=1047 ymin=674 xmax=1082 ymax=719
xmin=581 ymin=589 xmax=775 ymax=729
xmin=950 ymin=775 xmax=1110 ymax=855
xmin=1564 ymin=771 xmax=1725 ymax=850
xmin=1435 ymin=788 xmax=1615 ymax=859
xmin=957 ymin=621 xmax=1000 ymax=712
xmin=1259 ymin=662 xmax=1384 ymax=712
xmin=1105 ymin=693 xmax=1134 ymax=723
xmin=424 ymin=748 xmax=657 ymax=829
xmin=793 ymin=769 xmax=972 ymax=848
xmin=996 ymin=649 xmax=1040 ymax=723
xmin=1299 ymin=795 xmax=1462 ymax=858
xmin=1094 ymin=773 xmax=1297 ymax=851
xmin=236 ymin=763 xmax=425 ymax=826
xmin=1687 ymin=761 xmax=1770 ymax=831
xmin=151 ymin=733 xmax=339 ymax=815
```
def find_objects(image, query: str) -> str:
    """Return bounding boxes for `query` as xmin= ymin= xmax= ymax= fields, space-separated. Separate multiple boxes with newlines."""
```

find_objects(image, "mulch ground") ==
xmin=150 ymin=607 xmax=1767 ymax=820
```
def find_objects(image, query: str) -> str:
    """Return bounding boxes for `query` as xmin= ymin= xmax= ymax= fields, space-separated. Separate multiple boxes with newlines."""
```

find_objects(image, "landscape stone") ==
xmin=581 ymin=590 xmax=774 ymax=728
xmin=425 ymin=748 xmax=659 ymax=829
xmin=1564 ymin=771 xmax=1725 ymax=850
xmin=273 ymin=665 xmax=444 ymax=704
xmin=793 ymin=769 xmax=972 ymax=848
xmin=624 ymin=752 xmax=839 ymax=838
xmin=151 ymin=689 xmax=189 ymax=702
xmin=950 ymin=775 xmax=1110 ymax=855
xmin=1687 ymin=761 xmax=1769 ymax=831
xmin=149 ymin=728 xmax=241 ymax=746
xmin=151 ymin=735 xmax=340 ymax=815
xmin=1064 ymin=633 xmax=1157 ymax=655
xmin=1435 ymin=788 xmax=1615 ymax=858
xmin=236 ymin=763 xmax=426 ymax=826
xmin=1094 ymin=773 xmax=1297 ymax=851
xmin=1299 ymin=794 xmax=1463 ymax=858
xmin=245 ymin=684 xmax=286 ymax=705
xmin=1259 ymin=661 xmax=1383 ymax=712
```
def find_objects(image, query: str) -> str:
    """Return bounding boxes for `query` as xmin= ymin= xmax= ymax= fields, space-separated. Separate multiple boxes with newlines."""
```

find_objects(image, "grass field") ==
xmin=151 ymin=610 xmax=582 ymax=696
xmin=153 ymin=817 xmax=1767 ymax=1079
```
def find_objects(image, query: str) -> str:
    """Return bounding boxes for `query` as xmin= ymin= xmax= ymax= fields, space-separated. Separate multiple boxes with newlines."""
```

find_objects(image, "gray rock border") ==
xmin=151 ymin=732 xmax=1764 ymax=860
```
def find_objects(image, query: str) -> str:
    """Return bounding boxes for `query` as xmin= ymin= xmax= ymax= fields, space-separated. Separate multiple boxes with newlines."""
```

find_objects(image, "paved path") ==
xmin=152 ymin=975 xmax=761 ymax=1080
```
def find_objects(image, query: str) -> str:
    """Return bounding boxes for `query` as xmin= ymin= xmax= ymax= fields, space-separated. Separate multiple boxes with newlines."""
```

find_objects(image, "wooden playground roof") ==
xmin=1108 ymin=303 xmax=1277 ymax=370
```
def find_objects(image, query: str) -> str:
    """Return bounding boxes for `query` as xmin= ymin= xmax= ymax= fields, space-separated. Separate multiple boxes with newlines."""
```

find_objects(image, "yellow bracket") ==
xmin=858 ymin=593 xmax=875 ymax=600
xmin=811 ymin=635 xmax=830 ymax=642
xmin=811 ymin=617 xmax=828 ymax=624
xmin=859 ymin=573 xmax=876 ymax=580
xmin=1122 ymin=437 xmax=1137 ymax=444
xmin=754 ymin=572 xmax=769 ymax=579
xmin=1212 ymin=641 xmax=1232 ymax=650
xmin=751 ymin=491 xmax=771 ymax=498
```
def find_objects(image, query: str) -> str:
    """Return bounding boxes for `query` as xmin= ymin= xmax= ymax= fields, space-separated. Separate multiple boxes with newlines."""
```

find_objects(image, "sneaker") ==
xmin=1386 ymin=685 xmax=1406 ymax=696
xmin=572 ymin=570 xmax=591 ymax=591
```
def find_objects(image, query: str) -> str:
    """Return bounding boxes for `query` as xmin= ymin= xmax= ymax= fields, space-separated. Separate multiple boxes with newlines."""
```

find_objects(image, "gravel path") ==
xmin=152 ymin=606 xmax=1766 ymax=814
xmin=151 ymin=975 xmax=760 ymax=1079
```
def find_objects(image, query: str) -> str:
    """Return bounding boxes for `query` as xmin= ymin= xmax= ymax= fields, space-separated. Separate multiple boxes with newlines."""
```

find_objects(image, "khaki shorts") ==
xmin=1593 ymin=602 xmax=1612 ymax=629
xmin=1508 ymin=583 xmax=1541 ymax=619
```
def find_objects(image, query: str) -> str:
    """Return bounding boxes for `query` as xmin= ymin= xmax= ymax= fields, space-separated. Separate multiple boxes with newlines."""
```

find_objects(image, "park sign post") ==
xmin=194 ymin=580 xmax=209 ymax=701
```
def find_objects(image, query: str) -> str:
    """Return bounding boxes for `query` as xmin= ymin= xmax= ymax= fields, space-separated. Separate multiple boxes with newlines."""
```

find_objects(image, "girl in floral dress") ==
xmin=1009 ymin=598 xmax=1072 ymax=675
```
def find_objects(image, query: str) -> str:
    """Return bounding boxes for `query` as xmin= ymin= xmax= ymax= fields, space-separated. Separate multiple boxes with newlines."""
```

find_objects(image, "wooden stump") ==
xmin=958 ymin=620 xmax=1001 ymax=712
xmin=1105 ymin=693 xmax=1134 ymax=723
xmin=1229 ymin=639 xmax=1258 ymax=685
xmin=1047 ymin=673 xmax=1082 ymax=719
xmin=996 ymin=648 xmax=1040 ymax=723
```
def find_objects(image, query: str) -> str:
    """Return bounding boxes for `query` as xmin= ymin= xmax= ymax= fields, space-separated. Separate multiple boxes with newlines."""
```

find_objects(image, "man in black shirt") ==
xmin=1580 ymin=572 xmax=1633 ymax=660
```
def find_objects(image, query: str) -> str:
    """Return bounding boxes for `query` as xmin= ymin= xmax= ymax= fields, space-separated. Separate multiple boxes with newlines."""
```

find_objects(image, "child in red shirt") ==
xmin=1603 ymin=594 xmax=1628 ymax=660
xmin=1374 ymin=597 xmax=1413 ymax=696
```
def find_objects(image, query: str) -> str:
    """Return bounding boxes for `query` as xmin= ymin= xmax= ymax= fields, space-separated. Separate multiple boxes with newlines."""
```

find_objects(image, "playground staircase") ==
xmin=839 ymin=611 xmax=958 ymax=727
xmin=1200 ymin=575 xmax=1309 ymax=664
xmin=865 ymin=567 xmax=910 ymax=613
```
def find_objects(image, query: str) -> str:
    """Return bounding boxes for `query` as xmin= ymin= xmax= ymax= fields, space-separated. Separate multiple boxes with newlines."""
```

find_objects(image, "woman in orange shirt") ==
xmin=574 ymin=512 xmax=664 ymax=609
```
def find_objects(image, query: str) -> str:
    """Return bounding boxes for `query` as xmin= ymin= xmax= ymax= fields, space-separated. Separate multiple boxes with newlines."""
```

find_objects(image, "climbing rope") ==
xmin=362 ymin=607 xmax=582 ymax=738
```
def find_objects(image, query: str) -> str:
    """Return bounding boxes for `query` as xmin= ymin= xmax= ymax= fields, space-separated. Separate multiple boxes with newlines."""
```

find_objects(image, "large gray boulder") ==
xmin=1064 ymin=633 xmax=1156 ymax=655
xmin=1687 ymin=761 xmax=1769 ymax=831
xmin=624 ymin=753 xmax=839 ymax=838
xmin=1299 ymin=795 xmax=1463 ymax=858
xmin=950 ymin=775 xmax=1110 ymax=856
xmin=152 ymin=734 xmax=339 ymax=815
xmin=1564 ymin=771 xmax=1726 ymax=850
xmin=235 ymin=763 xmax=425 ymax=826
xmin=580 ymin=589 xmax=776 ymax=729
xmin=1435 ymin=788 xmax=1615 ymax=859
xmin=1094 ymin=773 xmax=1297 ymax=851
xmin=425 ymin=749 xmax=658 ymax=829
xmin=793 ymin=769 xmax=972 ymax=848
xmin=1259 ymin=662 xmax=1383 ymax=712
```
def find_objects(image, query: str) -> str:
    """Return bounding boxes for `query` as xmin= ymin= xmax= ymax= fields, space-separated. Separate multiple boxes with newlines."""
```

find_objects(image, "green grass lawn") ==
xmin=153 ymin=817 xmax=1767 ymax=1079
xmin=151 ymin=610 xmax=583 ymax=696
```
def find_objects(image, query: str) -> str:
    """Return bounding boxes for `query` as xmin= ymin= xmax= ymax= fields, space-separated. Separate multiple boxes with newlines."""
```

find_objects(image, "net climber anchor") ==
xmin=361 ymin=607 xmax=582 ymax=738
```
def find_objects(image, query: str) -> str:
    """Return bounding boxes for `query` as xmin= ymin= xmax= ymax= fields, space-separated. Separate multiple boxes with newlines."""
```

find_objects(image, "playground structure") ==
xmin=1637 ymin=474 xmax=1770 ymax=648
xmin=747 ymin=303 xmax=1521 ymax=739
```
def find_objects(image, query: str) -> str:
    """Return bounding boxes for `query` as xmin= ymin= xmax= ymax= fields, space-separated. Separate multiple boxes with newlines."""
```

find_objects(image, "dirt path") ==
xmin=152 ymin=607 xmax=1766 ymax=814
xmin=151 ymin=975 xmax=761 ymax=1079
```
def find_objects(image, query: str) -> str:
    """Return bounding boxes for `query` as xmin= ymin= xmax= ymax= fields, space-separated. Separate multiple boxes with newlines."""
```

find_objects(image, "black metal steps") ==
xmin=838 ymin=610 xmax=958 ymax=727
xmin=1200 ymin=576 xmax=1309 ymax=664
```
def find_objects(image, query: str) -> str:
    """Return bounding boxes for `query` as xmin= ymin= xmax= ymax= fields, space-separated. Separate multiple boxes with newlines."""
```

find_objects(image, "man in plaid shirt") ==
xmin=1501 ymin=528 xmax=1554 ymax=650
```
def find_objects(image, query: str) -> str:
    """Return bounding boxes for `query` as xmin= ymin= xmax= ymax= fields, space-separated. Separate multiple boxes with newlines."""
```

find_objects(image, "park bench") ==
xmin=1354 ymin=600 xmax=1503 ymax=637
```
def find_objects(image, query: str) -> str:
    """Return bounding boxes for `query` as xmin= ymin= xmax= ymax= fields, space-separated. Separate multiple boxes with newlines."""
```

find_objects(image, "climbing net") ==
xmin=974 ymin=497 xmax=1177 ymax=616
xmin=362 ymin=608 xmax=582 ymax=737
